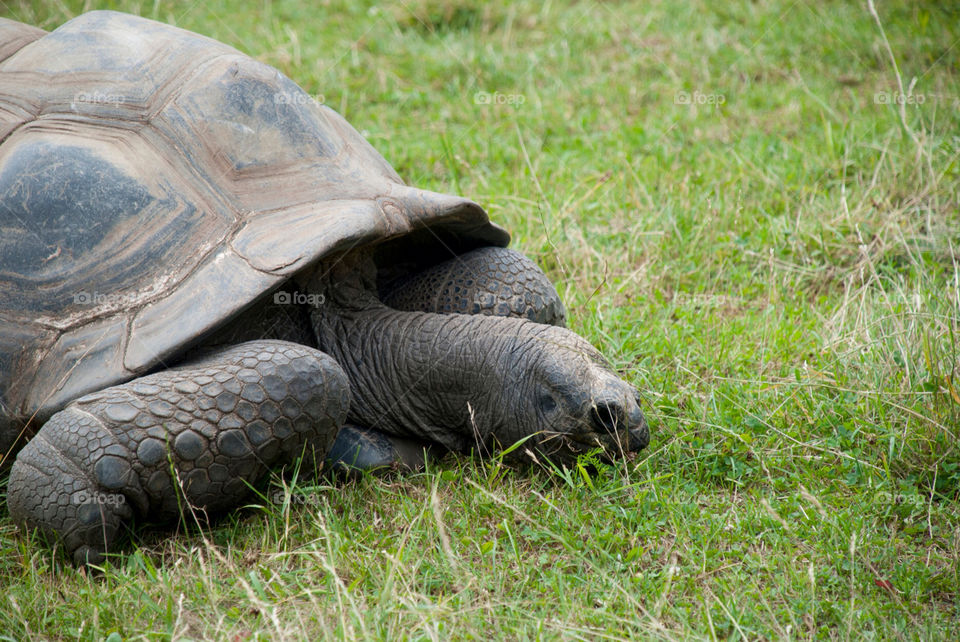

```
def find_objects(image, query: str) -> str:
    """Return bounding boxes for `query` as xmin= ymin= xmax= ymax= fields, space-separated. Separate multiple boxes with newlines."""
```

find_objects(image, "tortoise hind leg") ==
xmin=7 ymin=340 xmax=348 ymax=565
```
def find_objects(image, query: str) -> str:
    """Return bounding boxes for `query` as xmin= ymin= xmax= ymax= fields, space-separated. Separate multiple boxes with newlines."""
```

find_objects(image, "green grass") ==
xmin=2 ymin=0 xmax=959 ymax=639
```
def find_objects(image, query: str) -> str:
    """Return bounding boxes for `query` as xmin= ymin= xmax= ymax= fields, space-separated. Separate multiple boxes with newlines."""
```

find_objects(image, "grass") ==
xmin=1 ymin=0 xmax=959 ymax=638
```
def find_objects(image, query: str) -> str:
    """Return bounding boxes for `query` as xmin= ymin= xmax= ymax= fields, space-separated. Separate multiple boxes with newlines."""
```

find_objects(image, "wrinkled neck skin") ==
xmin=305 ymin=252 xmax=594 ymax=453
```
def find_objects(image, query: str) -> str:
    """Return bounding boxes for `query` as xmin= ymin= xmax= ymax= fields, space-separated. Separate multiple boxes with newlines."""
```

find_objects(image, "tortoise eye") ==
xmin=539 ymin=391 xmax=558 ymax=414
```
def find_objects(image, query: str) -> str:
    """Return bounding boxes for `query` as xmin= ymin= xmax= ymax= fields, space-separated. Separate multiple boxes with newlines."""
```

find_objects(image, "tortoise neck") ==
xmin=306 ymin=254 xmax=530 ymax=449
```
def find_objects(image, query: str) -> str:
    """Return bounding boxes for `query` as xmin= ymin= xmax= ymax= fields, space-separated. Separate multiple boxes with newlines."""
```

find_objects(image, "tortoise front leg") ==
xmin=8 ymin=340 xmax=348 ymax=565
xmin=382 ymin=246 xmax=567 ymax=326
xmin=325 ymin=424 xmax=438 ymax=475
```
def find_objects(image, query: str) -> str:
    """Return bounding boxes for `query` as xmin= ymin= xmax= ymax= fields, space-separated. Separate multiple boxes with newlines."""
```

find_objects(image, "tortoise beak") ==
xmin=626 ymin=399 xmax=650 ymax=451
xmin=586 ymin=381 xmax=650 ymax=455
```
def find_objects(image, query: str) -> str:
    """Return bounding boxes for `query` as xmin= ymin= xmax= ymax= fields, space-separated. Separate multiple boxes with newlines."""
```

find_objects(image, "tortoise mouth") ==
xmin=530 ymin=424 xmax=649 ymax=465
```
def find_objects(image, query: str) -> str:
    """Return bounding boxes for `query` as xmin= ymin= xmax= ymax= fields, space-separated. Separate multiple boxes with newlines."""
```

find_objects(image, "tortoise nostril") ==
xmin=591 ymin=401 xmax=625 ymax=436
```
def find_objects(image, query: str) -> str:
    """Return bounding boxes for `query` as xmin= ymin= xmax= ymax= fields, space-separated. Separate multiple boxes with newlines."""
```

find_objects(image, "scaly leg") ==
xmin=382 ymin=246 xmax=566 ymax=326
xmin=8 ymin=340 xmax=348 ymax=564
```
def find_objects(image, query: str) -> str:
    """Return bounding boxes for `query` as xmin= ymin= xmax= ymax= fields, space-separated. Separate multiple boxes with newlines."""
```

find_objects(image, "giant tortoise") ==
xmin=0 ymin=11 xmax=649 ymax=564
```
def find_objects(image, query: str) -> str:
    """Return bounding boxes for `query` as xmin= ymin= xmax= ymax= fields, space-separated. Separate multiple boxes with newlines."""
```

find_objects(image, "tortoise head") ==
xmin=489 ymin=322 xmax=649 ymax=464
xmin=310 ymin=253 xmax=649 ymax=466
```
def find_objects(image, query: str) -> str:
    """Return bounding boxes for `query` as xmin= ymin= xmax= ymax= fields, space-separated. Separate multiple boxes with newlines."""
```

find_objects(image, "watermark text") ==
xmin=474 ymin=90 xmax=526 ymax=106
xmin=273 ymin=290 xmax=325 ymax=307
xmin=675 ymin=90 xmax=726 ymax=106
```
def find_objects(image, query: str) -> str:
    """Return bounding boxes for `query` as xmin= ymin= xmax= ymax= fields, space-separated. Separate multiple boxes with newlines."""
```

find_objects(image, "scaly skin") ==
xmin=8 ymin=341 xmax=348 ymax=565
xmin=323 ymin=246 xmax=572 ymax=473
xmin=383 ymin=247 xmax=567 ymax=327
xmin=7 ymin=246 xmax=648 ymax=564
xmin=310 ymin=253 xmax=648 ymax=463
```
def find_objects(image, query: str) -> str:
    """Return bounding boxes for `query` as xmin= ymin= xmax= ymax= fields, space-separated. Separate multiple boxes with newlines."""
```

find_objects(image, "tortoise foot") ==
xmin=325 ymin=424 xmax=437 ymax=475
xmin=8 ymin=340 xmax=348 ymax=564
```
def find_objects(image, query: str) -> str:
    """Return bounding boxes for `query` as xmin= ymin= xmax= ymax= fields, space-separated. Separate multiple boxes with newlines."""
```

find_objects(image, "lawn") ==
xmin=1 ymin=0 xmax=958 ymax=639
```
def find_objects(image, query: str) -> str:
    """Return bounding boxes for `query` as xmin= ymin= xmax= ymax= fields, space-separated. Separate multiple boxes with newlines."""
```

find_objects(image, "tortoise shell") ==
xmin=0 ymin=11 xmax=508 ymax=445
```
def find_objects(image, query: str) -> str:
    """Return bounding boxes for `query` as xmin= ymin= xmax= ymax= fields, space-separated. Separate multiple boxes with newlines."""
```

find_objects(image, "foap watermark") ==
xmin=474 ymin=90 xmax=526 ymax=106
xmin=874 ymin=91 xmax=925 ymax=106
xmin=874 ymin=491 xmax=927 ymax=508
xmin=273 ymin=290 xmax=325 ymax=307
xmin=74 ymin=290 xmax=150 ymax=306
xmin=72 ymin=91 xmax=124 ymax=108
xmin=674 ymin=292 xmax=740 ymax=307
xmin=273 ymin=91 xmax=325 ymax=107
xmin=269 ymin=489 xmax=321 ymax=506
xmin=74 ymin=491 xmax=126 ymax=507
xmin=674 ymin=90 xmax=726 ymax=106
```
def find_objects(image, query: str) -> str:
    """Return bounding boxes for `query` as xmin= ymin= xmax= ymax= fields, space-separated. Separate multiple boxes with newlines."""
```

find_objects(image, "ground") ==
xmin=1 ymin=0 xmax=958 ymax=639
